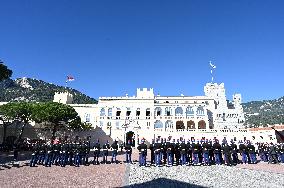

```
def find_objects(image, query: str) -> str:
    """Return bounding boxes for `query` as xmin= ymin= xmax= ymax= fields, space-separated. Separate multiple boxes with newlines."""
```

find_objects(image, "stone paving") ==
xmin=0 ymin=150 xmax=284 ymax=188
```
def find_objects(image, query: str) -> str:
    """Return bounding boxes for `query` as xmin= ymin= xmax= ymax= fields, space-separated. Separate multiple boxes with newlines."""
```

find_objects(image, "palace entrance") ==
xmin=125 ymin=131 xmax=135 ymax=147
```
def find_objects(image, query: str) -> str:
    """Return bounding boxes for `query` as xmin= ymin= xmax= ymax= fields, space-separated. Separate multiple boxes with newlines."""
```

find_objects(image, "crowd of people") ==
xmin=26 ymin=137 xmax=284 ymax=168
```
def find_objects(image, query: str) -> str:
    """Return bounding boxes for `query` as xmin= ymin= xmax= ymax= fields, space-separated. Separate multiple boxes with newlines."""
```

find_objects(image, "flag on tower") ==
xmin=66 ymin=75 xmax=75 ymax=82
xmin=209 ymin=61 xmax=216 ymax=69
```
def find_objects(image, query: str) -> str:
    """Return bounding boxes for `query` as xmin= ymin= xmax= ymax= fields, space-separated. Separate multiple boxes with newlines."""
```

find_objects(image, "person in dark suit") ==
xmin=93 ymin=139 xmax=101 ymax=165
xmin=137 ymin=139 xmax=147 ymax=166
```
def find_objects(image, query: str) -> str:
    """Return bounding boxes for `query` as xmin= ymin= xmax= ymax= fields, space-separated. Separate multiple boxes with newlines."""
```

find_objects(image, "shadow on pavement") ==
xmin=123 ymin=178 xmax=207 ymax=188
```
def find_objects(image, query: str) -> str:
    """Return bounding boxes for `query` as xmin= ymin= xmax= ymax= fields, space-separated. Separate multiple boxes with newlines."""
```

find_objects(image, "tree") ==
xmin=0 ymin=61 xmax=13 ymax=81
xmin=0 ymin=102 xmax=34 ymax=144
xmin=32 ymin=102 xmax=80 ymax=141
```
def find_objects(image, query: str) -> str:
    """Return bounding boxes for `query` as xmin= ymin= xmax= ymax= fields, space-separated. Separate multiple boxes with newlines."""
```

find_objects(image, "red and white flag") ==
xmin=66 ymin=75 xmax=75 ymax=82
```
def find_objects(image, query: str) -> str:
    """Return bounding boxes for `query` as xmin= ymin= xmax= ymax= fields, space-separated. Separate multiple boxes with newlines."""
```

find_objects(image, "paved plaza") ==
xmin=1 ymin=150 xmax=284 ymax=188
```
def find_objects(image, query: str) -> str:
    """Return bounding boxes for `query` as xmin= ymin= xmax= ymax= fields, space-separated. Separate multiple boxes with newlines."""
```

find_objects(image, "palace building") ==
xmin=53 ymin=81 xmax=281 ymax=145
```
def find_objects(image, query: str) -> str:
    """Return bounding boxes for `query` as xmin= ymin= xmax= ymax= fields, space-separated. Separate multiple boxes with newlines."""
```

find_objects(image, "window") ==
xmin=108 ymin=108 xmax=112 ymax=116
xmin=85 ymin=113 xmax=90 ymax=122
xmin=186 ymin=107 xmax=194 ymax=116
xmin=155 ymin=107 xmax=162 ymax=116
xmin=175 ymin=107 xmax=183 ymax=116
xmin=136 ymin=108 xmax=140 ymax=116
xmin=116 ymin=122 xmax=120 ymax=129
xmin=154 ymin=120 xmax=163 ymax=129
xmin=196 ymin=107 xmax=204 ymax=115
xmin=165 ymin=107 xmax=172 ymax=116
xmin=146 ymin=108 xmax=151 ymax=116
xmin=100 ymin=108 xmax=105 ymax=116
xmin=99 ymin=121 xmax=103 ymax=127
xmin=116 ymin=108 xmax=121 ymax=116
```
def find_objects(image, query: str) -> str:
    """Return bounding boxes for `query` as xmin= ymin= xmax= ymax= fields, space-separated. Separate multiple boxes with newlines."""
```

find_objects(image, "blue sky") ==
xmin=0 ymin=0 xmax=283 ymax=102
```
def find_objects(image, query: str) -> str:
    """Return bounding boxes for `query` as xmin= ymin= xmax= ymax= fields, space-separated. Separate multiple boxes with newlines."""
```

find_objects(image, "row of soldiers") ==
xmin=137 ymin=138 xmax=284 ymax=166
xmin=29 ymin=139 xmax=133 ymax=167
xmin=29 ymin=138 xmax=284 ymax=167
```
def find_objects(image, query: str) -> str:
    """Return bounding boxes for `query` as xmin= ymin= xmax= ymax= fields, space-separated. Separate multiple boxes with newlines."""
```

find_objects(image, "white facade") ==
xmin=66 ymin=82 xmax=279 ymax=144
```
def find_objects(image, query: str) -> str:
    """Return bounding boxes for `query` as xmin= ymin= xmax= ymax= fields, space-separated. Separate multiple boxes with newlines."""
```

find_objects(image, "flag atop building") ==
xmin=66 ymin=75 xmax=75 ymax=82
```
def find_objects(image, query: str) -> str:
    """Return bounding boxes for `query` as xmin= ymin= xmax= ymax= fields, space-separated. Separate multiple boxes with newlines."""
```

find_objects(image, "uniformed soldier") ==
xmin=179 ymin=140 xmax=187 ymax=166
xmin=268 ymin=142 xmax=278 ymax=164
xmin=125 ymin=140 xmax=132 ymax=163
xmin=93 ymin=139 xmax=101 ymax=165
xmin=60 ymin=141 xmax=68 ymax=167
xmin=30 ymin=142 xmax=39 ymax=167
xmin=149 ymin=139 xmax=155 ymax=165
xmin=186 ymin=140 xmax=192 ymax=165
xmin=137 ymin=139 xmax=147 ymax=166
xmin=222 ymin=141 xmax=232 ymax=166
xmin=213 ymin=139 xmax=222 ymax=165
xmin=102 ymin=140 xmax=110 ymax=164
xmin=202 ymin=140 xmax=210 ymax=166
xmin=166 ymin=139 xmax=173 ymax=166
xmin=230 ymin=140 xmax=239 ymax=165
xmin=119 ymin=142 xmax=124 ymax=153
xmin=162 ymin=138 xmax=167 ymax=165
xmin=192 ymin=140 xmax=199 ymax=165
xmin=68 ymin=141 xmax=74 ymax=165
xmin=74 ymin=141 xmax=81 ymax=167
xmin=52 ymin=142 xmax=61 ymax=165
xmin=111 ymin=140 xmax=119 ymax=164
xmin=279 ymin=143 xmax=284 ymax=163
xmin=208 ymin=139 xmax=214 ymax=164
xmin=38 ymin=141 xmax=46 ymax=165
xmin=247 ymin=141 xmax=257 ymax=164
xmin=239 ymin=140 xmax=248 ymax=164
xmin=175 ymin=139 xmax=181 ymax=166
xmin=154 ymin=139 xmax=161 ymax=166
xmin=44 ymin=142 xmax=53 ymax=167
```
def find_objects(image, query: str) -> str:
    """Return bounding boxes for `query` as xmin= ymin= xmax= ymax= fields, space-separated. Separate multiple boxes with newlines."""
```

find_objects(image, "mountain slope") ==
xmin=0 ymin=77 xmax=97 ymax=104
xmin=243 ymin=97 xmax=284 ymax=126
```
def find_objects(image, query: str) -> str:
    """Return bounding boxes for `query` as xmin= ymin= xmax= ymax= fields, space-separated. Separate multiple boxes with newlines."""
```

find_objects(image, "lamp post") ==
xmin=134 ymin=123 xmax=141 ymax=146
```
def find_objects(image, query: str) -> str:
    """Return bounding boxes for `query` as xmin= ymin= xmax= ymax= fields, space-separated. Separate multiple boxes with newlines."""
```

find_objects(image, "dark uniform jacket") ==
xmin=102 ymin=143 xmax=110 ymax=154
xmin=231 ymin=143 xmax=238 ymax=154
xmin=179 ymin=143 xmax=187 ymax=154
xmin=154 ymin=143 xmax=161 ymax=154
xmin=137 ymin=143 xmax=147 ymax=154
xmin=111 ymin=142 xmax=118 ymax=154
xmin=93 ymin=143 xmax=101 ymax=155
xmin=247 ymin=144 xmax=256 ymax=154
xmin=213 ymin=143 xmax=221 ymax=154
xmin=125 ymin=144 xmax=132 ymax=154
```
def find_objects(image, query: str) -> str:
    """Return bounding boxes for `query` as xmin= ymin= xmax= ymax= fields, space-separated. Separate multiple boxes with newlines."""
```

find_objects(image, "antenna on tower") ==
xmin=209 ymin=61 xmax=216 ymax=83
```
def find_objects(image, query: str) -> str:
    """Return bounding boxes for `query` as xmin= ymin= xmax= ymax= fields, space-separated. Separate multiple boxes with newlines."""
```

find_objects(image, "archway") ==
xmin=187 ymin=120 xmax=195 ymax=130
xmin=198 ymin=120 xmax=206 ymax=129
xmin=176 ymin=121 xmax=185 ymax=130
xmin=125 ymin=131 xmax=135 ymax=146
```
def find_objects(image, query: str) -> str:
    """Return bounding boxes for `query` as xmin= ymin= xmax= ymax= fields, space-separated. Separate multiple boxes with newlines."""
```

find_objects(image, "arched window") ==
xmin=154 ymin=120 xmax=163 ymax=129
xmin=165 ymin=107 xmax=172 ymax=116
xmin=187 ymin=120 xmax=195 ymax=130
xmin=116 ymin=108 xmax=121 ymax=116
xmin=116 ymin=121 xmax=120 ymax=129
xmin=85 ymin=113 xmax=91 ymax=122
xmin=99 ymin=121 xmax=103 ymax=127
xmin=146 ymin=108 xmax=151 ymax=116
xmin=136 ymin=108 xmax=141 ymax=116
xmin=108 ymin=108 xmax=112 ymax=116
xmin=198 ymin=120 xmax=206 ymax=129
xmin=100 ymin=108 xmax=105 ymax=116
xmin=196 ymin=107 xmax=204 ymax=116
xmin=155 ymin=107 xmax=162 ymax=116
xmin=186 ymin=107 xmax=194 ymax=116
xmin=176 ymin=121 xmax=185 ymax=130
xmin=165 ymin=120 xmax=173 ymax=131
xmin=175 ymin=107 xmax=183 ymax=116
